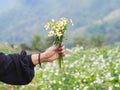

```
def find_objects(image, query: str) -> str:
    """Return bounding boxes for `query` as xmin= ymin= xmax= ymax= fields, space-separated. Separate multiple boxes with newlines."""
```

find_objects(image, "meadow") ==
xmin=0 ymin=44 xmax=120 ymax=90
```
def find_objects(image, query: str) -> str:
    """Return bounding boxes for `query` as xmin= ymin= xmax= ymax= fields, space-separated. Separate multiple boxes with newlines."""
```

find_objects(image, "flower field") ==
xmin=0 ymin=45 xmax=120 ymax=90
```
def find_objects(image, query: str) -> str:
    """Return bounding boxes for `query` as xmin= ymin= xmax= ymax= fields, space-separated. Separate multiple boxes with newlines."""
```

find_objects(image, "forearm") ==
xmin=31 ymin=52 xmax=46 ymax=65
xmin=31 ymin=44 xmax=65 ymax=65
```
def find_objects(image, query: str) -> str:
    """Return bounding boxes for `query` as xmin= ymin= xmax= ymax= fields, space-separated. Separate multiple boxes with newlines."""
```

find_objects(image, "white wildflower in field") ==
xmin=53 ymin=80 xmax=56 ymax=84
xmin=108 ymin=86 xmax=113 ymax=90
xmin=83 ymin=86 xmax=88 ymax=90
xmin=91 ymin=57 xmax=96 ymax=61
xmin=76 ymin=88 xmax=80 ymax=90
xmin=119 ymin=75 xmax=120 ymax=80
xmin=109 ymin=77 xmax=114 ymax=81
xmin=55 ymin=72 xmax=59 ymax=76
xmin=115 ymin=70 xmax=118 ymax=73
xmin=62 ymin=77 xmax=65 ymax=81
xmin=80 ymin=46 xmax=84 ymax=50
xmin=50 ymin=88 xmax=53 ymax=90
xmin=43 ymin=74 xmax=47 ymax=78
xmin=94 ymin=78 xmax=103 ymax=84
xmin=70 ymin=64 xmax=74 ymax=68
xmin=93 ymin=61 xmax=99 ymax=65
xmin=74 ymin=72 xmax=79 ymax=78
xmin=20 ymin=86 xmax=25 ymax=90
xmin=41 ymin=88 xmax=45 ymax=90
xmin=58 ymin=88 xmax=61 ymax=90
xmin=106 ymin=72 xmax=111 ymax=77
xmin=115 ymin=84 xmax=119 ymax=87
xmin=58 ymin=81 xmax=62 ymax=85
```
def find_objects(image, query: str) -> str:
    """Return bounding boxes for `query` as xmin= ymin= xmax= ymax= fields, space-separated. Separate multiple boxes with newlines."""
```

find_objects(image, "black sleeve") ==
xmin=0 ymin=50 xmax=35 ymax=85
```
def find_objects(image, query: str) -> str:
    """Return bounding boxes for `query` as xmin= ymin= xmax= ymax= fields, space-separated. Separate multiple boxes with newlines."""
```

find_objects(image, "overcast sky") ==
xmin=0 ymin=0 xmax=21 ymax=14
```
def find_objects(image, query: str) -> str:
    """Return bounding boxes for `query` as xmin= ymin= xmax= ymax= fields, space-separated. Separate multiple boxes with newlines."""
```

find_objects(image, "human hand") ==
xmin=41 ymin=43 xmax=65 ymax=62
xmin=31 ymin=43 xmax=65 ymax=65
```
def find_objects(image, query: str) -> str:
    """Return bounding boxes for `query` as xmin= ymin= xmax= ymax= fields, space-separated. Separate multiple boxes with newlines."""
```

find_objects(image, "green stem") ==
xmin=58 ymin=55 xmax=63 ymax=68
xmin=54 ymin=35 xmax=64 ymax=69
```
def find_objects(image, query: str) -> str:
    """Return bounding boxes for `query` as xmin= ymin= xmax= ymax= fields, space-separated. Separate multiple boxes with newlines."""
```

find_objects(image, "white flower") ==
xmin=108 ymin=86 xmax=112 ymax=90
xmin=94 ymin=78 xmax=103 ymax=84
xmin=70 ymin=64 xmax=74 ymax=68
xmin=70 ymin=19 xmax=74 ymax=26
xmin=83 ymin=86 xmax=88 ymax=90
xmin=53 ymin=80 xmax=56 ymax=84
xmin=60 ymin=21 xmax=64 ymax=26
xmin=51 ymin=26 xmax=56 ymax=31
xmin=48 ymin=31 xmax=54 ymax=37
xmin=55 ymin=72 xmax=59 ymax=76
xmin=44 ymin=23 xmax=50 ymax=30
xmin=56 ymin=31 xmax=62 ymax=37
xmin=109 ymin=77 xmax=114 ymax=81
xmin=43 ymin=75 xmax=47 ymax=78
xmin=58 ymin=88 xmax=61 ymax=90
xmin=76 ymin=88 xmax=80 ymax=90
xmin=74 ymin=72 xmax=79 ymax=78
xmin=119 ymin=75 xmax=120 ymax=80
xmin=62 ymin=77 xmax=65 ymax=81
xmin=80 ymin=46 xmax=84 ymax=50
xmin=106 ymin=72 xmax=111 ymax=77
xmin=60 ymin=17 xmax=66 ymax=21
xmin=115 ymin=84 xmax=119 ymax=87
xmin=83 ymin=79 xmax=86 ymax=82
xmin=51 ymin=19 xmax=55 ymax=22
xmin=59 ymin=81 xmax=62 ymax=85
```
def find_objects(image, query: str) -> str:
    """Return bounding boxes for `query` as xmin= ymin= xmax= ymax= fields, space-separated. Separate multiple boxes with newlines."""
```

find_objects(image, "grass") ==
xmin=0 ymin=45 xmax=120 ymax=90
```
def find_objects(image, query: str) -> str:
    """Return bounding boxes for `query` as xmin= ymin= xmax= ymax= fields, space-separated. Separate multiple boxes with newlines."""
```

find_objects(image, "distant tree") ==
xmin=73 ymin=37 xmax=89 ymax=47
xmin=20 ymin=43 xmax=31 ymax=50
xmin=89 ymin=34 xmax=105 ymax=47
xmin=43 ymin=37 xmax=54 ymax=48
xmin=31 ymin=34 xmax=42 ymax=51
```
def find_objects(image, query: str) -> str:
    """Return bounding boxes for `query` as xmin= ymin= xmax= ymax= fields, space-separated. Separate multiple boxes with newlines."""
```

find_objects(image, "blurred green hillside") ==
xmin=0 ymin=0 xmax=120 ymax=47
xmin=71 ymin=8 xmax=120 ymax=45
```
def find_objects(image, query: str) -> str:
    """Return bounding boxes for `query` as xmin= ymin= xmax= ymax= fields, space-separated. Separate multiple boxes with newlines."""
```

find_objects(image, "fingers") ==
xmin=58 ymin=48 xmax=65 ymax=56
xmin=58 ymin=43 xmax=65 ymax=50
xmin=58 ymin=45 xmax=65 ymax=51
xmin=52 ymin=44 xmax=65 ymax=56
xmin=53 ymin=43 xmax=65 ymax=50
xmin=59 ymin=43 xmax=64 ymax=47
xmin=52 ymin=43 xmax=65 ymax=56
xmin=59 ymin=51 xmax=65 ymax=56
xmin=58 ymin=43 xmax=65 ymax=56
xmin=56 ymin=43 xmax=64 ymax=47
xmin=53 ymin=44 xmax=61 ymax=50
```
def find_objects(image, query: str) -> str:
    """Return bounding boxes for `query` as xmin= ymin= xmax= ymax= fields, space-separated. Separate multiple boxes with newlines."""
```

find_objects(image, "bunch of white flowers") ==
xmin=44 ymin=17 xmax=74 ymax=68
